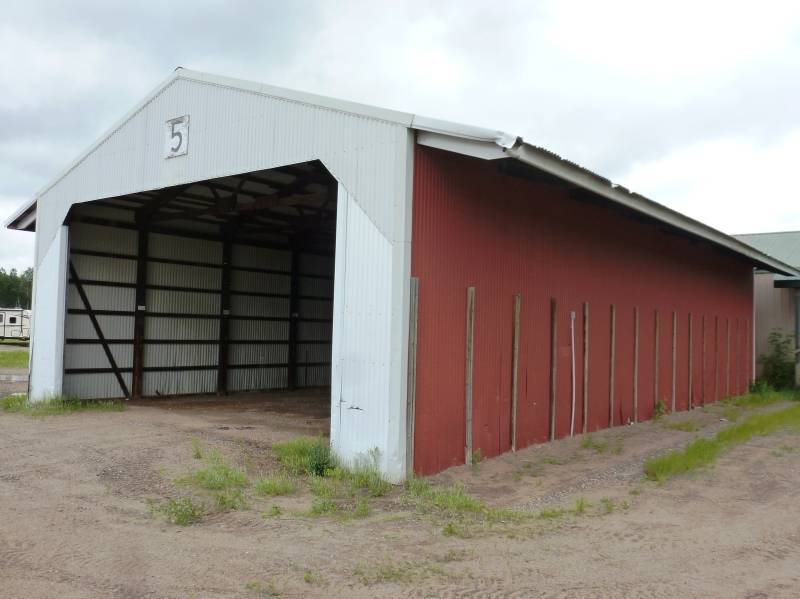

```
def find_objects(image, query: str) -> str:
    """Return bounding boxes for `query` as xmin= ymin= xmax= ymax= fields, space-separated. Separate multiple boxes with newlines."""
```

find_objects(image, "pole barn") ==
xmin=7 ymin=69 xmax=797 ymax=480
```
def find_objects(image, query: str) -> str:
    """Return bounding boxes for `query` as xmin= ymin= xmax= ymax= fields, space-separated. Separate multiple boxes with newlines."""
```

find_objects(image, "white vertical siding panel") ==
xmin=31 ymin=74 xmax=413 ymax=479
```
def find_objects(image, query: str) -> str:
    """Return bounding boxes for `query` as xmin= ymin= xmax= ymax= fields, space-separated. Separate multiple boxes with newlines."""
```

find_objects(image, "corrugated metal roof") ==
xmin=734 ymin=231 xmax=800 ymax=268
xmin=7 ymin=67 xmax=797 ymax=277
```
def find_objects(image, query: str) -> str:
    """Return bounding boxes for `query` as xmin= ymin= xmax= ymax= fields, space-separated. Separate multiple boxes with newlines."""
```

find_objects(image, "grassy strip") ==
xmin=0 ymin=350 xmax=28 ymax=369
xmin=1 ymin=394 xmax=125 ymax=415
xmin=644 ymin=403 xmax=800 ymax=482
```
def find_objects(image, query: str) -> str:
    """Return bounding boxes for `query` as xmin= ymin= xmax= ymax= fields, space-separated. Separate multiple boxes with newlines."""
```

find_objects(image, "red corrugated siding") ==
xmin=410 ymin=145 xmax=754 ymax=475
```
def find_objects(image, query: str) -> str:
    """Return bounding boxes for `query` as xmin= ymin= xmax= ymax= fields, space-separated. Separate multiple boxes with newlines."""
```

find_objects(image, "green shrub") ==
xmin=759 ymin=329 xmax=796 ymax=390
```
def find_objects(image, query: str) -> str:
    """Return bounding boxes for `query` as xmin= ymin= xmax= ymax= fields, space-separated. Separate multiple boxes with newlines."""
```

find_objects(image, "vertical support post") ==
xmin=287 ymin=249 xmax=299 ymax=390
xmin=688 ymin=313 xmax=694 ymax=410
xmin=701 ymin=315 xmax=707 ymax=406
xmin=217 ymin=237 xmax=232 ymax=395
xmin=549 ymin=298 xmax=558 ymax=441
xmin=726 ymin=317 xmax=731 ymax=397
xmin=653 ymin=309 xmax=660 ymax=410
xmin=465 ymin=287 xmax=475 ymax=465
xmin=633 ymin=306 xmax=639 ymax=423
xmin=582 ymin=302 xmax=589 ymax=434
xmin=405 ymin=277 xmax=419 ymax=475
xmin=735 ymin=318 xmax=741 ymax=394
xmin=714 ymin=316 xmax=720 ymax=402
xmin=745 ymin=319 xmax=751 ymax=390
xmin=671 ymin=311 xmax=677 ymax=413
xmin=131 ymin=227 xmax=148 ymax=400
xmin=510 ymin=293 xmax=521 ymax=451
xmin=608 ymin=304 xmax=616 ymax=426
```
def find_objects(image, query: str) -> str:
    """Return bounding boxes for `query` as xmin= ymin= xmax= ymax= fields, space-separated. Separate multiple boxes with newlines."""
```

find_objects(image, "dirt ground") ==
xmin=1 ymin=391 xmax=799 ymax=599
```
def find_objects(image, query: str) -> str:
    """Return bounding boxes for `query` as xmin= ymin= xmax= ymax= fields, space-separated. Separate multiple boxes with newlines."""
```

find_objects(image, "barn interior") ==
xmin=62 ymin=160 xmax=337 ymax=422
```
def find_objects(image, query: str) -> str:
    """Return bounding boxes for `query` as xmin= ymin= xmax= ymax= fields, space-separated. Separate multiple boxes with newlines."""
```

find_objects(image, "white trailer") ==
xmin=0 ymin=309 xmax=31 ymax=340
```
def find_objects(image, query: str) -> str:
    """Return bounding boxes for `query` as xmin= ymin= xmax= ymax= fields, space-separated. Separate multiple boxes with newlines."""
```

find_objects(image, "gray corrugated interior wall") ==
xmin=63 ymin=207 xmax=333 ymax=399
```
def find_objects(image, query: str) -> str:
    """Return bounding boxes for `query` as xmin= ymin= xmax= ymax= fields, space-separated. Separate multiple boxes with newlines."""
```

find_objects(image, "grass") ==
xmin=644 ymin=402 xmax=800 ymax=482
xmin=309 ymin=497 xmax=338 ymax=516
xmin=404 ymin=478 xmax=485 ymax=516
xmin=1 ymin=394 xmax=125 ymax=415
xmin=667 ymin=420 xmax=700 ymax=432
xmin=573 ymin=497 xmax=589 ymax=514
xmin=352 ymin=561 xmax=440 ymax=586
xmin=181 ymin=449 xmax=248 ymax=490
xmin=253 ymin=475 xmax=296 ymax=497
xmin=214 ymin=489 xmax=248 ymax=511
xmin=263 ymin=505 xmax=282 ymax=518
xmin=0 ymin=349 xmax=28 ymax=369
xmin=191 ymin=437 xmax=204 ymax=459
xmin=600 ymin=497 xmax=615 ymax=513
xmin=244 ymin=580 xmax=279 ymax=597
xmin=151 ymin=497 xmax=204 ymax=525
xmin=272 ymin=437 xmax=332 ymax=476
xmin=537 ymin=507 xmax=567 ymax=519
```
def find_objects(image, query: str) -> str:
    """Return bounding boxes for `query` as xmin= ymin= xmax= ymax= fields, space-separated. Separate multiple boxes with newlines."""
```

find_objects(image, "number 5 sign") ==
xmin=164 ymin=115 xmax=189 ymax=158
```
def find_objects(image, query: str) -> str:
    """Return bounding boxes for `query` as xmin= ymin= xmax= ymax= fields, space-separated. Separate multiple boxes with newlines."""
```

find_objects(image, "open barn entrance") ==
xmin=62 ymin=161 xmax=337 ymax=423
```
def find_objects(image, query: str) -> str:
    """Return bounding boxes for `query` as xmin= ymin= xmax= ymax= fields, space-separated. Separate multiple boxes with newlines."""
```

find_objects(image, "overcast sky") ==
xmin=3 ymin=0 xmax=800 ymax=271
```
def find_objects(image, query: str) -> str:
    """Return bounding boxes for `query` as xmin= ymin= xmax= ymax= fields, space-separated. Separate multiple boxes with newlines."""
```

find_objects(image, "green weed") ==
xmin=667 ymin=420 xmax=700 ymax=432
xmin=573 ymin=497 xmax=589 ymax=514
xmin=309 ymin=498 xmax=338 ymax=516
xmin=644 ymin=403 xmax=800 ymax=482
xmin=600 ymin=498 xmax=615 ymax=513
xmin=152 ymin=497 xmax=204 ymax=525
xmin=254 ymin=475 xmax=296 ymax=497
xmin=244 ymin=580 xmax=279 ymax=597
xmin=213 ymin=489 xmax=248 ymax=511
xmin=263 ymin=505 xmax=282 ymax=518
xmin=273 ymin=437 xmax=332 ymax=476
xmin=1 ymin=394 xmax=125 ymax=415
xmin=191 ymin=438 xmax=204 ymax=459
xmin=181 ymin=450 xmax=248 ymax=491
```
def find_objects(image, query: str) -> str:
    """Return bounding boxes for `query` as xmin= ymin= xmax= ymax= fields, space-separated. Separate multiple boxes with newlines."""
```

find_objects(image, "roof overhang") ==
xmin=414 ymin=125 xmax=800 ymax=277
xmin=5 ymin=198 xmax=37 ymax=231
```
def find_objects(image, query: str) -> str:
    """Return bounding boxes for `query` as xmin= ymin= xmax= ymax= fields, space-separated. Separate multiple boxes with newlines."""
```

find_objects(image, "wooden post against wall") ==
xmin=510 ymin=293 xmax=521 ymax=451
xmin=688 ymin=313 xmax=694 ymax=410
xmin=671 ymin=311 xmax=677 ymax=413
xmin=735 ymin=318 xmax=741 ymax=394
xmin=465 ymin=287 xmax=475 ymax=465
xmin=131 ymin=227 xmax=148 ymax=401
xmin=653 ymin=310 xmax=660 ymax=410
xmin=633 ymin=306 xmax=639 ymax=423
xmin=582 ymin=302 xmax=590 ymax=434
xmin=405 ymin=277 xmax=419 ymax=475
xmin=745 ymin=318 xmax=751 ymax=390
xmin=714 ymin=316 xmax=720 ymax=402
xmin=549 ymin=298 xmax=558 ymax=441
xmin=726 ymin=317 xmax=731 ymax=397
xmin=701 ymin=315 xmax=707 ymax=406
xmin=608 ymin=304 xmax=616 ymax=427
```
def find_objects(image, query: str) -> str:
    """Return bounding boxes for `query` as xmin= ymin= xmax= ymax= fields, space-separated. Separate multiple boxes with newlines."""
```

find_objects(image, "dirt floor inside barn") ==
xmin=2 ymin=391 xmax=800 ymax=598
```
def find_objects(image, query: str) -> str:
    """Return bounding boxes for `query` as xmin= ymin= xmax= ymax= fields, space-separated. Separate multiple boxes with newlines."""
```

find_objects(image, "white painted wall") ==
xmin=29 ymin=225 xmax=69 ymax=400
xmin=331 ymin=184 xmax=410 ymax=481
xmin=27 ymin=70 xmax=414 ymax=480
